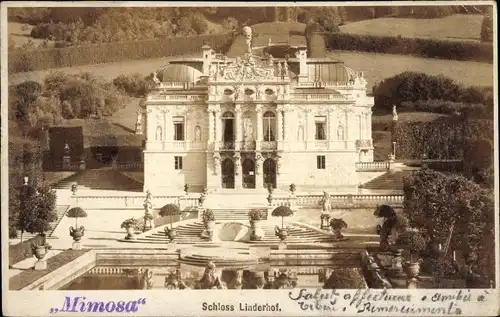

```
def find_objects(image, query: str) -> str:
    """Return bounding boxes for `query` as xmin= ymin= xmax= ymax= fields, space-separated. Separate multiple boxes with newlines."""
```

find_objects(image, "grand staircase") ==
xmin=209 ymin=208 xmax=268 ymax=221
xmin=50 ymin=169 xmax=142 ymax=191
xmin=130 ymin=220 xmax=338 ymax=245
xmin=360 ymin=170 xmax=413 ymax=190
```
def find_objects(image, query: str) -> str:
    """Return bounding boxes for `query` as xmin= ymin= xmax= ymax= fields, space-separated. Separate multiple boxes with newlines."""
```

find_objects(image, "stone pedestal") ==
xmin=34 ymin=259 xmax=47 ymax=270
xmin=406 ymin=277 xmax=418 ymax=289
xmin=62 ymin=156 xmax=71 ymax=169
xmin=72 ymin=241 xmax=81 ymax=250
xmin=278 ymin=242 xmax=287 ymax=250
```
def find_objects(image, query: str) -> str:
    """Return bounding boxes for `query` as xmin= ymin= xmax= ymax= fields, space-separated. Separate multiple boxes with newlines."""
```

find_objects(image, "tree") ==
xmin=16 ymin=184 xmax=57 ymax=242
xmin=403 ymin=169 xmax=495 ymax=284
xmin=480 ymin=6 xmax=493 ymax=42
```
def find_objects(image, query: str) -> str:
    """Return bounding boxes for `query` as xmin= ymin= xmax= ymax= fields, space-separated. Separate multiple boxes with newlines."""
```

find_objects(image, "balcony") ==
xmin=240 ymin=141 xmax=256 ymax=151
xmin=261 ymin=141 xmax=277 ymax=150
xmin=313 ymin=140 xmax=328 ymax=150
xmin=219 ymin=141 xmax=235 ymax=150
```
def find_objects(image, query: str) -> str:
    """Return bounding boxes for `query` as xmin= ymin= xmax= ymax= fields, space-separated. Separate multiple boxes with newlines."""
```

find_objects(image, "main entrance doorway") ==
xmin=221 ymin=158 xmax=235 ymax=189
xmin=242 ymin=158 xmax=256 ymax=189
xmin=263 ymin=158 xmax=276 ymax=189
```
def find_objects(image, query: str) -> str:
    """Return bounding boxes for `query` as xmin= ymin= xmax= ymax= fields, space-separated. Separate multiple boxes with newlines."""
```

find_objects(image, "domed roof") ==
xmin=306 ymin=62 xmax=357 ymax=83
xmin=156 ymin=63 xmax=203 ymax=83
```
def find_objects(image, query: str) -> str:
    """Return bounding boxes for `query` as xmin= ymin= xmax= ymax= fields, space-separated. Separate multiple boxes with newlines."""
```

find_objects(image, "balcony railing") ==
xmin=240 ymin=141 xmax=256 ymax=150
xmin=261 ymin=141 xmax=278 ymax=150
xmin=219 ymin=141 xmax=235 ymax=150
xmin=293 ymin=94 xmax=348 ymax=101
xmin=355 ymin=161 xmax=389 ymax=172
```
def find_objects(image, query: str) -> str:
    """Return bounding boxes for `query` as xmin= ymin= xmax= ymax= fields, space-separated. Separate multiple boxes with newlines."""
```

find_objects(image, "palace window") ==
xmin=263 ymin=111 xmax=276 ymax=141
xmin=174 ymin=156 xmax=183 ymax=170
xmin=173 ymin=117 xmax=185 ymax=141
xmin=315 ymin=116 xmax=327 ymax=140
xmin=317 ymin=155 xmax=326 ymax=169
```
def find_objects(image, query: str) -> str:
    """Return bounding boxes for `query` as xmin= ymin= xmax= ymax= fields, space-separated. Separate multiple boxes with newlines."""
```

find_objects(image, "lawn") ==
xmin=340 ymin=14 xmax=484 ymax=42
xmin=9 ymin=249 xmax=91 ymax=290
xmin=8 ymin=22 xmax=56 ymax=49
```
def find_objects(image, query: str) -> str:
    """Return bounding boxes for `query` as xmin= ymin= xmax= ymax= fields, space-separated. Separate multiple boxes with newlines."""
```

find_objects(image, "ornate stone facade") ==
xmin=143 ymin=27 xmax=374 ymax=193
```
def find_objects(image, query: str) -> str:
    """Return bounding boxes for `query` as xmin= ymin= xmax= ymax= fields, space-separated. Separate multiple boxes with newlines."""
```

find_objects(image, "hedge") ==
xmin=9 ymin=33 xmax=234 ymax=73
xmin=9 ymin=234 xmax=46 ymax=266
xmin=324 ymin=33 xmax=493 ymax=63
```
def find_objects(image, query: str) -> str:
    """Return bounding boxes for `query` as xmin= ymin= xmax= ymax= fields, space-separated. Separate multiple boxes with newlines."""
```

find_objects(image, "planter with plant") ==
xmin=271 ymin=206 xmax=294 ymax=241
xmin=330 ymin=218 xmax=348 ymax=239
xmin=66 ymin=207 xmax=87 ymax=243
xmin=289 ymin=183 xmax=296 ymax=195
xmin=184 ymin=184 xmax=190 ymax=195
xmin=159 ymin=204 xmax=182 ymax=241
xmin=121 ymin=218 xmax=139 ymax=240
xmin=200 ymin=209 xmax=216 ymax=240
xmin=248 ymin=209 xmax=266 ymax=241
xmin=396 ymin=230 xmax=427 ymax=278
xmin=31 ymin=239 xmax=52 ymax=261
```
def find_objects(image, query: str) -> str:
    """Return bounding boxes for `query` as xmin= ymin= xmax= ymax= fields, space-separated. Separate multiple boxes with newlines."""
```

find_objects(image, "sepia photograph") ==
xmin=1 ymin=1 xmax=498 ymax=316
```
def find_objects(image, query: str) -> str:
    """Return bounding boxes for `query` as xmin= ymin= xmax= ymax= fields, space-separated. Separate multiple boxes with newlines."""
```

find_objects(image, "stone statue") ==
xmin=152 ymin=71 xmax=160 ymax=85
xmin=64 ymin=143 xmax=70 ymax=155
xmin=213 ymin=153 xmax=221 ymax=175
xmin=267 ymin=54 xmax=274 ymax=67
xmin=243 ymin=118 xmax=254 ymax=141
xmin=242 ymin=26 xmax=252 ymax=53
xmin=255 ymin=154 xmax=263 ymax=174
xmin=195 ymin=125 xmax=202 ymax=141
xmin=155 ymin=126 xmax=162 ymax=141
xmin=135 ymin=108 xmax=143 ymax=135
xmin=142 ymin=269 xmax=154 ymax=289
xmin=194 ymin=262 xmax=227 ymax=289
xmin=227 ymin=270 xmax=243 ymax=289
xmin=256 ymin=85 xmax=265 ymax=100
xmin=276 ymin=62 xmax=282 ymax=78
xmin=320 ymin=191 xmax=331 ymax=213
xmin=337 ymin=124 xmax=344 ymax=141
xmin=283 ymin=62 xmax=288 ymax=76
xmin=165 ymin=270 xmax=189 ymax=289
xmin=392 ymin=105 xmax=399 ymax=121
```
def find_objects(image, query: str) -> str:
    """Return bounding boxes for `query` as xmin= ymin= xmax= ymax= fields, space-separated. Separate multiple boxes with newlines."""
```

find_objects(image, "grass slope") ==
xmin=339 ymin=14 xmax=484 ymax=42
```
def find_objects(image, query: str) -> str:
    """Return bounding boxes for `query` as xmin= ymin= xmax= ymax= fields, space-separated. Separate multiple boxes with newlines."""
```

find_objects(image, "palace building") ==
xmin=143 ymin=27 xmax=374 ymax=194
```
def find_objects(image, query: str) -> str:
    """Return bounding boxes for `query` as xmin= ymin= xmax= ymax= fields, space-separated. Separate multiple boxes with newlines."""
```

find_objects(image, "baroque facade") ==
xmin=143 ymin=27 xmax=374 ymax=193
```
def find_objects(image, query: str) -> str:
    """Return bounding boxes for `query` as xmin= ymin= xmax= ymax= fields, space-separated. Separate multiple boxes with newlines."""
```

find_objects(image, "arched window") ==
xmin=263 ymin=111 xmax=276 ymax=142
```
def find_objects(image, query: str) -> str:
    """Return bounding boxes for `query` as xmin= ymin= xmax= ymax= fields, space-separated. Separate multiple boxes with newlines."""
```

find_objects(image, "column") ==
xmin=306 ymin=109 xmax=314 ymax=149
xmin=207 ymin=108 xmax=214 ymax=142
xmin=277 ymin=106 xmax=283 ymax=150
xmin=344 ymin=110 xmax=349 ymax=149
xmin=234 ymin=153 xmax=242 ymax=189
xmin=214 ymin=108 xmax=222 ymax=149
xmin=256 ymin=104 xmax=263 ymax=151
xmin=255 ymin=153 xmax=263 ymax=189
xmin=235 ymin=104 xmax=242 ymax=151
xmin=327 ymin=108 xmax=334 ymax=149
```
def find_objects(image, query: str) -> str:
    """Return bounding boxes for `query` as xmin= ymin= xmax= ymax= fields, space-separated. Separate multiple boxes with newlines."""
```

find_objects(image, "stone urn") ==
xmin=201 ymin=209 xmax=216 ymax=240
xmin=403 ymin=261 xmax=421 ymax=279
xmin=121 ymin=218 xmax=138 ymax=240
xmin=32 ymin=242 xmax=50 ymax=260
xmin=184 ymin=184 xmax=190 ymax=195
xmin=289 ymin=183 xmax=296 ymax=195
xmin=274 ymin=226 xmax=288 ymax=241
xmin=69 ymin=226 xmax=85 ymax=242
xmin=249 ymin=209 xmax=265 ymax=241
xmin=329 ymin=218 xmax=347 ymax=239
xmin=165 ymin=227 xmax=178 ymax=241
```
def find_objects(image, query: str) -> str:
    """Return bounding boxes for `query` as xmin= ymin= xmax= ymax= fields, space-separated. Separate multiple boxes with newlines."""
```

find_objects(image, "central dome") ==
xmin=156 ymin=63 xmax=203 ymax=84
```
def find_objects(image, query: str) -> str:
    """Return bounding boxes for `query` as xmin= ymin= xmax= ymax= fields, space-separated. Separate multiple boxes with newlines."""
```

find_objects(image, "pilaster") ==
xmin=327 ymin=108 xmax=335 ymax=149
xmin=255 ymin=153 xmax=264 ymax=189
xmin=276 ymin=105 xmax=284 ymax=150
xmin=235 ymin=104 xmax=242 ymax=151
xmin=234 ymin=153 xmax=242 ymax=189
xmin=256 ymin=104 xmax=263 ymax=151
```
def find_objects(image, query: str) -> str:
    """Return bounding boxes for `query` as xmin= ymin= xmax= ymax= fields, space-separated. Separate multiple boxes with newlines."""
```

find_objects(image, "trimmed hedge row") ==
xmin=9 ymin=33 xmax=234 ymax=73
xmin=324 ymin=33 xmax=493 ymax=63
xmin=9 ymin=234 xmax=46 ymax=266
